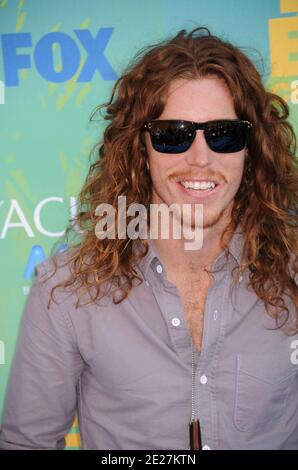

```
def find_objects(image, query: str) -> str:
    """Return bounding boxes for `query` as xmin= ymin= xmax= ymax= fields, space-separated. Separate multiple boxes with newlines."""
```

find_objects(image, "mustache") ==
xmin=169 ymin=171 xmax=226 ymax=183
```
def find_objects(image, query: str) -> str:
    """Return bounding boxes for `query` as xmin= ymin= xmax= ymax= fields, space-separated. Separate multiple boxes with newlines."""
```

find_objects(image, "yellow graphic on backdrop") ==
xmin=269 ymin=16 xmax=298 ymax=77
xmin=280 ymin=0 xmax=298 ymax=13
xmin=267 ymin=0 xmax=298 ymax=106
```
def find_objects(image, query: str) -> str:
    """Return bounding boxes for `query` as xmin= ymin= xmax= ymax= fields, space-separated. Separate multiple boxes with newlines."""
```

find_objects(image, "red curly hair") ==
xmin=46 ymin=27 xmax=298 ymax=334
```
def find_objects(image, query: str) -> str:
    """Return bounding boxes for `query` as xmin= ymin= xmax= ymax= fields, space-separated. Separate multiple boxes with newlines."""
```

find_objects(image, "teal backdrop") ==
xmin=0 ymin=0 xmax=297 ymax=449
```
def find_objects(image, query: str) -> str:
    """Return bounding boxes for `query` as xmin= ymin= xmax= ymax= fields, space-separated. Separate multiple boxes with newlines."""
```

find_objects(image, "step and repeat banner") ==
xmin=0 ymin=0 xmax=297 ymax=450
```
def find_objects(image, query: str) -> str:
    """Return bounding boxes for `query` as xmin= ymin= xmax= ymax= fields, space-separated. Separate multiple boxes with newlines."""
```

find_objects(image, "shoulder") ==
xmin=32 ymin=246 xmax=82 ymax=308
xmin=34 ymin=247 xmax=78 ymax=283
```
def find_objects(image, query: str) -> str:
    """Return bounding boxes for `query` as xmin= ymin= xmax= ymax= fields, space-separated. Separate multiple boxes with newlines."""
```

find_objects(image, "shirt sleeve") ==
xmin=0 ymin=262 xmax=85 ymax=450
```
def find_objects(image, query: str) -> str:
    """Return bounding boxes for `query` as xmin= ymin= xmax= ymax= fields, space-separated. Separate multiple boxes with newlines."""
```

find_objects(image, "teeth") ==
xmin=180 ymin=181 xmax=216 ymax=190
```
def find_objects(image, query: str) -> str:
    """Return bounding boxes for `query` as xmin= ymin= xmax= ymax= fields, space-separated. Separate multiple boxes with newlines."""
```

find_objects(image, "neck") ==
xmin=151 ymin=217 xmax=233 ymax=282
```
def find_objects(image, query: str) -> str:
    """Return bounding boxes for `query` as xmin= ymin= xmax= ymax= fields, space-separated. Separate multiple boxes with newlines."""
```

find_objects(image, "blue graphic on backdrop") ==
xmin=1 ymin=28 xmax=117 ymax=86
xmin=23 ymin=243 xmax=69 ymax=280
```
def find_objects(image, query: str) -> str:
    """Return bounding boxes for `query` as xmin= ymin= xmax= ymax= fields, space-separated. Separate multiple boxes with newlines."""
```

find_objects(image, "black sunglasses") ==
xmin=143 ymin=119 xmax=252 ymax=154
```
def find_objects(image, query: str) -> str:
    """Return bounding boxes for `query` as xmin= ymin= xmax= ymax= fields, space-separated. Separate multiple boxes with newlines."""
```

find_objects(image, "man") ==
xmin=0 ymin=27 xmax=297 ymax=450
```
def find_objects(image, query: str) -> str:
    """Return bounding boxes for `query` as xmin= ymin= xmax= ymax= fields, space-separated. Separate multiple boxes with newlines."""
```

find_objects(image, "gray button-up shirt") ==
xmin=0 ymin=229 xmax=297 ymax=450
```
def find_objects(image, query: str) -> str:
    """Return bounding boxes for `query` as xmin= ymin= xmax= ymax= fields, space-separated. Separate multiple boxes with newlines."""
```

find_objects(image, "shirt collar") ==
xmin=224 ymin=226 xmax=244 ymax=266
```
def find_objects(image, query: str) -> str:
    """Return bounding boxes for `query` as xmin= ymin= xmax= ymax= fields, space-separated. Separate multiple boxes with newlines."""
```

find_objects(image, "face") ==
xmin=144 ymin=77 xmax=246 ymax=230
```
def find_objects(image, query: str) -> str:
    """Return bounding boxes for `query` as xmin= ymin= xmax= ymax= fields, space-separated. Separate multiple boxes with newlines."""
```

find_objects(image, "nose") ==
xmin=184 ymin=130 xmax=212 ymax=167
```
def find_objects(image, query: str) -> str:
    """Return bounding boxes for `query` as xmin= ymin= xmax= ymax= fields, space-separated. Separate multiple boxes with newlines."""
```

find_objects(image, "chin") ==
xmin=200 ymin=209 xmax=226 ymax=229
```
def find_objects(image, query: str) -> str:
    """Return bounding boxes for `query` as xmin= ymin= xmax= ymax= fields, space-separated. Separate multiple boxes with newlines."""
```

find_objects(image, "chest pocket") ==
xmin=234 ymin=352 xmax=297 ymax=433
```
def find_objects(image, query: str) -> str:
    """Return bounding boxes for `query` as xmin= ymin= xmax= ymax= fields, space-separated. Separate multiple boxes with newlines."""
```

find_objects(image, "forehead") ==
xmin=160 ymin=77 xmax=237 ymax=121
xmin=166 ymin=76 xmax=231 ymax=98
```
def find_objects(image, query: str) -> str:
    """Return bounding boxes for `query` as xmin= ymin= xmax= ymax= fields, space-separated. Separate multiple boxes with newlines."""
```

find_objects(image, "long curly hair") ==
xmin=47 ymin=26 xmax=298 ymax=333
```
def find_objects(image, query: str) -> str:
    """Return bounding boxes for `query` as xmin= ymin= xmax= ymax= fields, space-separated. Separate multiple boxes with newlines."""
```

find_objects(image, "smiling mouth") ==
xmin=178 ymin=180 xmax=219 ymax=192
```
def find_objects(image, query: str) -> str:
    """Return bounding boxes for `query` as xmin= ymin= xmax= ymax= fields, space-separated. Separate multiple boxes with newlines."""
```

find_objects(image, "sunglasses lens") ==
xmin=150 ymin=122 xmax=195 ymax=154
xmin=147 ymin=120 xmax=250 ymax=154
xmin=204 ymin=121 xmax=248 ymax=153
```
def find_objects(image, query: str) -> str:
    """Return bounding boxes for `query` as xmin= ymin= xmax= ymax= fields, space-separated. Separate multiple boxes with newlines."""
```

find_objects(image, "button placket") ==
xmin=193 ymin=268 xmax=227 ymax=452
xmin=164 ymin=286 xmax=191 ymax=355
xmin=206 ymin=270 xmax=231 ymax=450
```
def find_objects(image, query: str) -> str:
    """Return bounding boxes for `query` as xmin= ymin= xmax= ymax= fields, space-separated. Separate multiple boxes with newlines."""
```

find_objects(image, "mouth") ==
xmin=175 ymin=179 xmax=221 ymax=200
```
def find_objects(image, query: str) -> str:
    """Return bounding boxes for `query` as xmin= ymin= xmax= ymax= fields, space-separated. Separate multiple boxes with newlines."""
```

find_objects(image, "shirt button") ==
xmin=200 ymin=374 xmax=208 ymax=385
xmin=171 ymin=317 xmax=181 ymax=327
xmin=156 ymin=264 xmax=163 ymax=274
xmin=213 ymin=310 xmax=218 ymax=320
xmin=202 ymin=445 xmax=211 ymax=450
